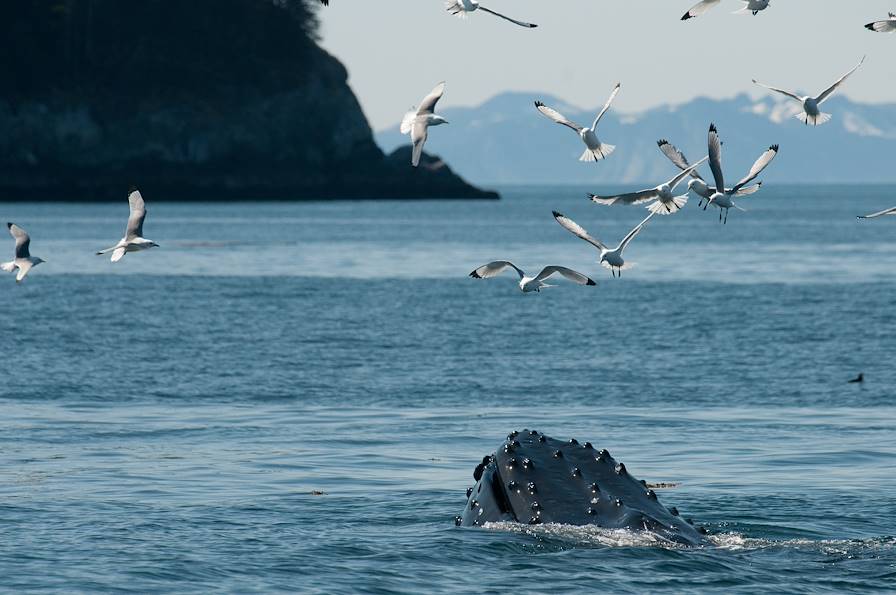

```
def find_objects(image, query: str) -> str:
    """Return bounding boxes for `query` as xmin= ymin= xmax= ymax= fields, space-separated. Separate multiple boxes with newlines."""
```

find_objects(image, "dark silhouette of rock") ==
xmin=0 ymin=0 xmax=497 ymax=201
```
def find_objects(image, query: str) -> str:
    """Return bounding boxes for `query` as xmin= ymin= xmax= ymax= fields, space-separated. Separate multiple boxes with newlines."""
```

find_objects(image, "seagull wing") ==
xmin=734 ymin=181 xmax=762 ymax=196
xmin=666 ymin=156 xmax=708 ymax=190
xmin=752 ymin=79 xmax=802 ymax=102
xmin=533 ymin=266 xmax=596 ymax=286
xmin=534 ymin=101 xmax=583 ymax=133
xmin=618 ymin=213 xmax=654 ymax=253
xmin=7 ymin=223 xmax=31 ymax=259
xmin=416 ymin=82 xmax=446 ymax=116
xmin=681 ymin=0 xmax=721 ymax=20
xmin=125 ymin=189 xmax=147 ymax=239
xmin=411 ymin=121 xmax=429 ymax=167
xmin=469 ymin=261 xmax=525 ymax=279
xmin=658 ymin=140 xmax=704 ymax=182
xmin=707 ymin=124 xmax=725 ymax=193
xmin=731 ymin=145 xmax=779 ymax=193
xmin=589 ymin=189 xmax=659 ymax=206
xmin=552 ymin=211 xmax=607 ymax=251
xmin=592 ymin=83 xmax=621 ymax=129
xmin=858 ymin=206 xmax=896 ymax=219
xmin=477 ymin=6 xmax=537 ymax=28
xmin=816 ymin=56 xmax=865 ymax=104
xmin=867 ymin=19 xmax=896 ymax=32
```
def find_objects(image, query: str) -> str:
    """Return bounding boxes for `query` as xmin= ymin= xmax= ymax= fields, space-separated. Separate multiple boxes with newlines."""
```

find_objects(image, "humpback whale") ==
xmin=456 ymin=430 xmax=709 ymax=546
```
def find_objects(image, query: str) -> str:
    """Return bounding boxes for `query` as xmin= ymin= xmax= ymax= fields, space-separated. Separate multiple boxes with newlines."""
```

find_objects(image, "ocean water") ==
xmin=2 ymin=185 xmax=895 ymax=593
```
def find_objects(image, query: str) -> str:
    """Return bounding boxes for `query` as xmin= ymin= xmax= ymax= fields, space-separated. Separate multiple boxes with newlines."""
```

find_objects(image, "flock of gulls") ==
xmin=3 ymin=3 xmax=896 ymax=285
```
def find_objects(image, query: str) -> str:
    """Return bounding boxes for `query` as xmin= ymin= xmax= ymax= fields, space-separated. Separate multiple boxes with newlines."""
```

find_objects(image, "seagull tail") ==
xmin=795 ymin=111 xmax=832 ymax=126
xmin=1 ymin=260 xmax=15 ymax=273
xmin=444 ymin=0 xmax=467 ymax=18
xmin=579 ymin=143 xmax=615 ymax=162
xmin=646 ymin=195 xmax=687 ymax=216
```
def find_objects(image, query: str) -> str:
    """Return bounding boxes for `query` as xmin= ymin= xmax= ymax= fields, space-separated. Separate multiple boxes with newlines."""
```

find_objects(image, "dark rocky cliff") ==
xmin=0 ymin=0 xmax=497 ymax=200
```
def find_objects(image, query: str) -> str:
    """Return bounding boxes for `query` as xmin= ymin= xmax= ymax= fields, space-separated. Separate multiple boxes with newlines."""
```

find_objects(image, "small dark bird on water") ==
xmin=848 ymin=373 xmax=864 ymax=384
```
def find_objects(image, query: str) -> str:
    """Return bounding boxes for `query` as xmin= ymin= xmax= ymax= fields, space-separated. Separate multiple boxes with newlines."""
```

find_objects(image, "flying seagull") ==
xmin=469 ymin=262 xmax=596 ymax=292
xmin=681 ymin=0 xmax=720 ymax=20
xmin=96 ymin=188 xmax=159 ymax=262
xmin=858 ymin=206 xmax=896 ymax=219
xmin=446 ymin=1 xmax=537 ymax=28
xmin=704 ymin=123 xmax=779 ymax=224
xmin=752 ymin=56 xmax=866 ymax=126
xmin=657 ymin=139 xmax=762 ymax=208
xmin=1 ymin=223 xmax=45 ymax=283
xmin=552 ymin=211 xmax=654 ymax=278
xmin=733 ymin=0 xmax=770 ymax=15
xmin=401 ymin=82 xmax=449 ymax=167
xmin=866 ymin=13 xmax=896 ymax=32
xmin=535 ymin=84 xmax=621 ymax=162
xmin=588 ymin=158 xmax=707 ymax=215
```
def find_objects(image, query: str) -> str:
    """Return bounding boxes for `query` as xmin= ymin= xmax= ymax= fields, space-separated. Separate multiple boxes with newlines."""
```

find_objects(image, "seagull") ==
xmin=733 ymin=0 xmax=770 ymax=15
xmin=848 ymin=373 xmax=864 ymax=384
xmin=96 ymin=188 xmax=159 ymax=262
xmin=319 ymin=0 xmax=328 ymax=5
xmin=866 ymin=12 xmax=896 ymax=32
xmin=2 ymin=223 xmax=45 ymax=283
xmin=587 ymin=158 xmax=707 ymax=215
xmin=657 ymin=139 xmax=762 ymax=208
xmin=752 ymin=56 xmax=866 ymax=126
xmin=446 ymin=0 xmax=537 ymax=28
xmin=858 ymin=206 xmax=896 ymax=219
xmin=469 ymin=262 xmax=596 ymax=292
xmin=401 ymin=82 xmax=449 ymax=167
xmin=681 ymin=0 xmax=720 ymax=20
xmin=704 ymin=124 xmax=779 ymax=224
xmin=535 ymin=84 xmax=621 ymax=162
xmin=552 ymin=211 xmax=654 ymax=278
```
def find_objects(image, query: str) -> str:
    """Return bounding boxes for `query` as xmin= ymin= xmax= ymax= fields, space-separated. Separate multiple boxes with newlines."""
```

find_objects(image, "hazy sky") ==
xmin=319 ymin=1 xmax=896 ymax=130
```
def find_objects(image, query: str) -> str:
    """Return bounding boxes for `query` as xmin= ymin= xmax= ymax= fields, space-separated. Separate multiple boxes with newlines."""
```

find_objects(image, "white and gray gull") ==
xmin=2 ymin=223 xmax=45 ymax=283
xmin=401 ymin=82 xmax=449 ymax=168
xmin=534 ymin=84 xmax=621 ymax=162
xmin=752 ymin=56 xmax=865 ymax=126
xmin=96 ymin=188 xmax=159 ymax=262
xmin=658 ymin=139 xmax=762 ymax=208
xmin=469 ymin=262 xmax=596 ymax=292
xmin=446 ymin=0 xmax=537 ymax=28
xmin=588 ymin=159 xmax=707 ymax=215
xmin=703 ymin=123 xmax=778 ymax=224
xmin=552 ymin=211 xmax=654 ymax=278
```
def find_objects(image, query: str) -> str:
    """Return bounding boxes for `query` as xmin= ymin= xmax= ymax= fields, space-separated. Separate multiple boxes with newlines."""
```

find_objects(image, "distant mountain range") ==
xmin=376 ymin=92 xmax=896 ymax=186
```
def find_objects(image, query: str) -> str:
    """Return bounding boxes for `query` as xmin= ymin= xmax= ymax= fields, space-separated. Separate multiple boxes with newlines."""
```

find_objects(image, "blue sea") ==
xmin=2 ymin=185 xmax=895 ymax=593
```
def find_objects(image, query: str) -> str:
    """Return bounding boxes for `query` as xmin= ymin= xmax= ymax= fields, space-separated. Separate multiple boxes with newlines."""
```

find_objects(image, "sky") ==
xmin=319 ymin=1 xmax=896 ymax=131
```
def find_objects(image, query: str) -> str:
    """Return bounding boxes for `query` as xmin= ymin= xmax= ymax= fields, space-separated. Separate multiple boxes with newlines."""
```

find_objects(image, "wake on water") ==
xmin=484 ymin=521 xmax=896 ymax=554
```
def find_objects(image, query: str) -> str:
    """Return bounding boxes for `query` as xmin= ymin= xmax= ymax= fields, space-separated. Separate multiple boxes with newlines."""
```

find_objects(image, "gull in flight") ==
xmin=752 ymin=56 xmax=866 ymax=126
xmin=733 ymin=0 xmax=771 ymax=16
xmin=552 ymin=211 xmax=654 ymax=278
xmin=446 ymin=1 xmax=537 ymax=28
xmin=866 ymin=13 xmax=896 ymax=32
xmin=469 ymin=262 xmax=595 ymax=292
xmin=534 ymin=84 xmax=621 ymax=162
xmin=657 ymin=139 xmax=762 ymax=208
xmin=401 ymin=82 xmax=449 ymax=167
xmin=587 ymin=158 xmax=707 ymax=215
xmin=858 ymin=206 xmax=896 ymax=219
xmin=2 ymin=223 xmax=45 ymax=283
xmin=704 ymin=123 xmax=779 ymax=224
xmin=96 ymin=188 xmax=159 ymax=262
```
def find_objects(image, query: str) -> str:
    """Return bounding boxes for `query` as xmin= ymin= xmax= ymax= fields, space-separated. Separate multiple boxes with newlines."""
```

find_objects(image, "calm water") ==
xmin=2 ymin=185 xmax=896 ymax=593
